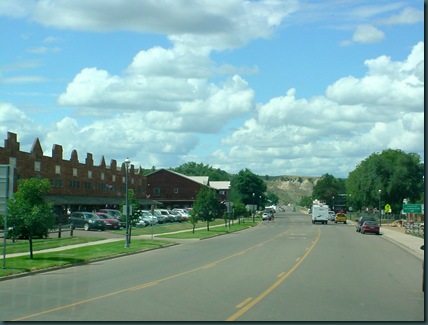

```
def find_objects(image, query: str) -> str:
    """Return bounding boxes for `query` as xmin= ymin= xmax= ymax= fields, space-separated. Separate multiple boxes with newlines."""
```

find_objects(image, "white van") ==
xmin=312 ymin=200 xmax=329 ymax=224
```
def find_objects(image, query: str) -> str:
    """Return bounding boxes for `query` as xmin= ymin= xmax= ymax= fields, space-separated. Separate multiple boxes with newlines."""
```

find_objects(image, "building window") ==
xmin=34 ymin=161 xmax=41 ymax=172
xmin=101 ymin=172 xmax=105 ymax=181
xmin=55 ymin=165 xmax=61 ymax=174
xmin=122 ymin=176 xmax=125 ymax=183
xmin=51 ymin=179 xmax=63 ymax=188
xmin=73 ymin=168 xmax=78 ymax=177
xmin=70 ymin=180 xmax=80 ymax=188
xmin=88 ymin=170 xmax=92 ymax=179
xmin=112 ymin=175 xmax=116 ymax=182
xmin=174 ymin=188 xmax=179 ymax=194
xmin=85 ymin=182 xmax=94 ymax=190
xmin=153 ymin=188 xmax=161 ymax=196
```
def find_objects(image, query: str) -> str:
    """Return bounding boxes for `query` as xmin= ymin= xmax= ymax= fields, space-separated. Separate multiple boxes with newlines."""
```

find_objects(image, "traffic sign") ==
xmin=384 ymin=204 xmax=391 ymax=213
xmin=403 ymin=203 xmax=422 ymax=214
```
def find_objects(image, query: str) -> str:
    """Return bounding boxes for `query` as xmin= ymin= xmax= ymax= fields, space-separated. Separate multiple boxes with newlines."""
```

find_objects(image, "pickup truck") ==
xmin=335 ymin=213 xmax=347 ymax=224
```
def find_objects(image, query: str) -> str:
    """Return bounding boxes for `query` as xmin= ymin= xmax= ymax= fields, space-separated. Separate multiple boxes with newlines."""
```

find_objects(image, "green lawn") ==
xmin=0 ymin=218 xmax=260 ymax=279
xmin=0 ymin=236 xmax=104 ymax=254
xmin=0 ymin=239 xmax=175 ymax=278
xmin=157 ymin=221 xmax=257 ymax=239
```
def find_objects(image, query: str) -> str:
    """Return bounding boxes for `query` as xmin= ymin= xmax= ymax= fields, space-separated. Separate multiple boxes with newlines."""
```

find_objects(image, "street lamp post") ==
xmin=252 ymin=193 xmax=255 ymax=222
xmin=228 ymin=184 xmax=231 ymax=228
xmin=378 ymin=189 xmax=381 ymax=227
xmin=124 ymin=158 xmax=130 ymax=248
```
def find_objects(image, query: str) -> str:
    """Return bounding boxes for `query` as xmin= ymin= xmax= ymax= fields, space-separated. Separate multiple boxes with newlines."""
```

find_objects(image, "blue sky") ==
xmin=0 ymin=0 xmax=424 ymax=178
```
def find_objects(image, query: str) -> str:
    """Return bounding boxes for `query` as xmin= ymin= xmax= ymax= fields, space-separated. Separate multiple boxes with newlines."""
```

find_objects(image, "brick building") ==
xmin=0 ymin=132 xmax=157 ymax=215
xmin=0 ymin=132 xmax=231 ymax=217
xmin=146 ymin=169 xmax=210 ymax=209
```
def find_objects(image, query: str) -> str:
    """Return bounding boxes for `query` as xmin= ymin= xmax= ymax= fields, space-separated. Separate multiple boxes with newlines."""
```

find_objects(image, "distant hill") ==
xmin=262 ymin=175 xmax=320 ymax=205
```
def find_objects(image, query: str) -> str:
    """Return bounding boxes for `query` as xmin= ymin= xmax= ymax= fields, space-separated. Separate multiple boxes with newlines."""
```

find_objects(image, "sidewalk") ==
xmin=2 ymin=225 xmax=218 ymax=259
xmin=379 ymin=226 xmax=424 ymax=261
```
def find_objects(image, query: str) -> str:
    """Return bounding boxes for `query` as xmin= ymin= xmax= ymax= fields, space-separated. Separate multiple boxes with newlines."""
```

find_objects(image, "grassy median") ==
xmin=0 ymin=218 xmax=259 ymax=279
xmin=0 ymin=239 xmax=175 ymax=278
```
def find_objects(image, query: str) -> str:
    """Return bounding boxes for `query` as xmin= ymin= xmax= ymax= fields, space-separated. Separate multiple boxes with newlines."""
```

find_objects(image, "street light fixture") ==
xmin=124 ymin=158 xmax=130 ymax=248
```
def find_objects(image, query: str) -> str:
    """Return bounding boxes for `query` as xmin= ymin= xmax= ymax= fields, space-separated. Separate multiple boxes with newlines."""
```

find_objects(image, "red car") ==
xmin=360 ymin=220 xmax=380 ymax=235
xmin=95 ymin=212 xmax=121 ymax=230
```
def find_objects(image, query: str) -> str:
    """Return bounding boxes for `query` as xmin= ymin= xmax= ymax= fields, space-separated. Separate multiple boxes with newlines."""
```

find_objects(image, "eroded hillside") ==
xmin=264 ymin=176 xmax=319 ymax=205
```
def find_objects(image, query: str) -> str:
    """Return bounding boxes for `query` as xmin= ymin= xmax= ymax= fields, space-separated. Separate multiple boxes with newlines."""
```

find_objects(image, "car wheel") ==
xmin=84 ymin=223 xmax=90 ymax=231
xmin=376 ymin=232 xmax=380 ymax=235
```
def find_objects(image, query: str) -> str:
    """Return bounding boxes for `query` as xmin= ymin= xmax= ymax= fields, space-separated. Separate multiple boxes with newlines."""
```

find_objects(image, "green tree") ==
xmin=266 ymin=191 xmax=279 ymax=206
xmin=231 ymin=168 xmax=267 ymax=206
xmin=312 ymin=173 xmax=345 ymax=207
xmin=190 ymin=187 xmax=222 ymax=231
xmin=232 ymin=200 xmax=249 ymax=220
xmin=7 ymin=178 xmax=56 ymax=259
xmin=172 ymin=162 xmax=231 ymax=181
xmin=299 ymin=196 xmax=313 ymax=208
xmin=346 ymin=149 xmax=424 ymax=213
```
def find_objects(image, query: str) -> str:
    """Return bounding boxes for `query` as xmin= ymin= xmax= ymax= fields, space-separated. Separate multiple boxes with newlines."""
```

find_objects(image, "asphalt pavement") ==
xmin=3 ymin=221 xmax=425 ymax=261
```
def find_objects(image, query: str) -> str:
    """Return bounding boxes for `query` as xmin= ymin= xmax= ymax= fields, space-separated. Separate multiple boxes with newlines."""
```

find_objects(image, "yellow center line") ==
xmin=13 ymin=226 xmax=297 ymax=321
xmin=236 ymin=297 xmax=253 ymax=308
xmin=225 ymin=227 xmax=321 ymax=321
xmin=130 ymin=281 xmax=159 ymax=291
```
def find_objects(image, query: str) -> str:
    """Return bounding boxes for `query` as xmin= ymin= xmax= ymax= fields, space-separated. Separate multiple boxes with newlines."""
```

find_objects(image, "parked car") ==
xmin=69 ymin=212 xmax=105 ymax=231
xmin=138 ymin=210 xmax=158 ymax=226
xmin=135 ymin=216 xmax=149 ymax=227
xmin=98 ymin=209 xmax=122 ymax=219
xmin=95 ymin=212 xmax=121 ymax=230
xmin=98 ymin=209 xmax=125 ymax=228
xmin=172 ymin=209 xmax=189 ymax=221
xmin=152 ymin=210 xmax=167 ymax=223
xmin=356 ymin=216 xmax=376 ymax=232
xmin=156 ymin=209 xmax=175 ymax=223
xmin=360 ymin=220 xmax=380 ymax=235
xmin=169 ymin=209 xmax=182 ymax=222
xmin=173 ymin=208 xmax=190 ymax=218
xmin=335 ymin=213 xmax=347 ymax=224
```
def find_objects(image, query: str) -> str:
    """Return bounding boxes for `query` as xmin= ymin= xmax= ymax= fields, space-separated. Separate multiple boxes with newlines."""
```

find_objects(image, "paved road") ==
xmin=0 ymin=210 xmax=424 ymax=321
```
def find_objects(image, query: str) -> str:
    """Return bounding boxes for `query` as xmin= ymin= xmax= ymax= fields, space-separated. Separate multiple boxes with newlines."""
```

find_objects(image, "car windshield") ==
xmin=364 ymin=221 xmax=377 ymax=225
xmin=83 ymin=213 xmax=99 ymax=219
xmin=104 ymin=210 xmax=121 ymax=217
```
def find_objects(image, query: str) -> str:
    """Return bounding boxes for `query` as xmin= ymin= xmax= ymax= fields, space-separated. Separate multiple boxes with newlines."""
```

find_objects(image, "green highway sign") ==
xmin=402 ymin=204 xmax=423 ymax=214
